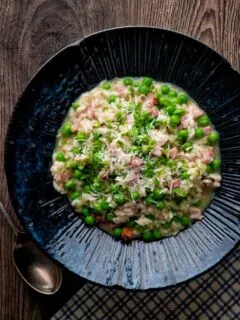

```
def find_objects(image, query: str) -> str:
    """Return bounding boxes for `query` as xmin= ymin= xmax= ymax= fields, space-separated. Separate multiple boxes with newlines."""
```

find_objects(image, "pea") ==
xmin=170 ymin=97 xmax=179 ymax=106
xmin=70 ymin=191 xmax=81 ymax=200
xmin=108 ymin=95 xmax=117 ymax=103
xmin=106 ymin=213 xmax=114 ymax=221
xmin=183 ymin=142 xmax=193 ymax=152
xmin=162 ymin=222 xmax=171 ymax=229
xmin=93 ymin=203 xmax=102 ymax=213
xmin=153 ymin=189 xmax=165 ymax=201
xmin=177 ymin=93 xmax=188 ymax=104
xmin=55 ymin=152 xmax=65 ymax=162
xmin=66 ymin=160 xmax=78 ymax=169
xmin=123 ymin=77 xmax=133 ymax=86
xmin=180 ymin=215 xmax=191 ymax=226
xmin=113 ymin=227 xmax=122 ymax=238
xmin=81 ymin=208 xmax=90 ymax=217
xmin=142 ymin=77 xmax=153 ymax=87
xmin=198 ymin=115 xmax=210 ymax=127
xmin=73 ymin=169 xmax=82 ymax=180
xmin=153 ymin=230 xmax=162 ymax=239
xmin=195 ymin=128 xmax=204 ymax=139
xmin=133 ymin=80 xmax=141 ymax=87
xmin=174 ymin=188 xmax=188 ymax=198
xmin=71 ymin=147 xmax=81 ymax=155
xmin=208 ymin=131 xmax=219 ymax=145
xmin=85 ymin=215 xmax=95 ymax=225
xmin=114 ymin=194 xmax=125 ymax=205
xmin=170 ymin=115 xmax=181 ymax=127
xmin=100 ymin=200 xmax=110 ymax=210
xmin=76 ymin=132 xmax=88 ymax=141
xmin=139 ymin=84 xmax=150 ymax=95
xmin=206 ymin=164 xmax=212 ymax=174
xmin=102 ymin=82 xmax=111 ymax=90
xmin=64 ymin=179 xmax=76 ymax=191
xmin=211 ymin=159 xmax=221 ymax=171
xmin=142 ymin=231 xmax=153 ymax=241
xmin=156 ymin=201 xmax=165 ymax=209
xmin=109 ymin=184 xmax=119 ymax=193
xmin=161 ymin=85 xmax=170 ymax=95
xmin=145 ymin=195 xmax=153 ymax=205
xmin=71 ymin=101 xmax=79 ymax=110
xmin=180 ymin=171 xmax=190 ymax=180
xmin=174 ymin=108 xmax=185 ymax=116
xmin=165 ymin=105 xmax=176 ymax=115
xmin=83 ymin=185 xmax=91 ymax=193
xmin=168 ymin=90 xmax=178 ymax=98
xmin=132 ymin=191 xmax=141 ymax=200
xmin=61 ymin=123 xmax=72 ymax=137
xmin=177 ymin=129 xmax=189 ymax=143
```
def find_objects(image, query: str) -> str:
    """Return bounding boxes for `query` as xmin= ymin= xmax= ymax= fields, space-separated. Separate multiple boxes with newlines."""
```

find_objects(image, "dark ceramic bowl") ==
xmin=5 ymin=27 xmax=240 ymax=289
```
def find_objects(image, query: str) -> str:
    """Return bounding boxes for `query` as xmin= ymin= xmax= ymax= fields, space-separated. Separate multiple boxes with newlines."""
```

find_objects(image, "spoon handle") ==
xmin=0 ymin=201 xmax=19 ymax=236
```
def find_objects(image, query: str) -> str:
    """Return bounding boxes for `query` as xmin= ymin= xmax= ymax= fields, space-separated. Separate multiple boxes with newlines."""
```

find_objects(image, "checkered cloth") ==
xmin=52 ymin=245 xmax=239 ymax=320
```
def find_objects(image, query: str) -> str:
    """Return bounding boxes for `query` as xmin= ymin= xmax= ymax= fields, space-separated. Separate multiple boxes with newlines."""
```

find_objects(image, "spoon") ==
xmin=0 ymin=201 xmax=62 ymax=294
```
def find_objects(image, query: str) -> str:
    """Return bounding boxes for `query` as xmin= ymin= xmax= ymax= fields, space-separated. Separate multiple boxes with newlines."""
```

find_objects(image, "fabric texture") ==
xmin=52 ymin=245 xmax=239 ymax=320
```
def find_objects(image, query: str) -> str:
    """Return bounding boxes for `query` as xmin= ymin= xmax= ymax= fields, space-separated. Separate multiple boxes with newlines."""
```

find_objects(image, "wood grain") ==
xmin=0 ymin=0 xmax=239 ymax=319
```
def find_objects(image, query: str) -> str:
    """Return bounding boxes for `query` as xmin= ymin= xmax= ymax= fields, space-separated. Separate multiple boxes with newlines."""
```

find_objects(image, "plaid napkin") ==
xmin=52 ymin=245 xmax=239 ymax=320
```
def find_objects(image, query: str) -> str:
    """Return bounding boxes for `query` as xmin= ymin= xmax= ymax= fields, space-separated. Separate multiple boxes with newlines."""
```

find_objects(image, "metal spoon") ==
xmin=0 ymin=201 xmax=62 ymax=294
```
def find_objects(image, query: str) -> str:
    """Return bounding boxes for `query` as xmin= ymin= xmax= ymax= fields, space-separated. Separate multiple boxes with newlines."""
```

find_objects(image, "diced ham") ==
xmin=129 ymin=157 xmax=144 ymax=168
xmin=201 ymin=147 xmax=215 ymax=164
xmin=144 ymin=94 xmax=158 ymax=107
xmin=170 ymin=147 xmax=178 ymax=159
xmin=172 ymin=179 xmax=181 ymax=188
xmin=149 ymin=107 xmax=159 ymax=117
xmin=99 ymin=169 xmax=109 ymax=180
xmin=189 ymin=102 xmax=204 ymax=119
xmin=55 ymin=171 xmax=71 ymax=183
xmin=181 ymin=114 xmax=195 ymax=129
xmin=149 ymin=130 xmax=168 ymax=146
xmin=188 ymin=207 xmax=203 ymax=220
xmin=121 ymin=227 xmax=134 ymax=240
xmin=203 ymin=126 xmax=212 ymax=135
xmin=152 ymin=145 xmax=162 ymax=157
xmin=115 ymin=86 xmax=129 ymax=96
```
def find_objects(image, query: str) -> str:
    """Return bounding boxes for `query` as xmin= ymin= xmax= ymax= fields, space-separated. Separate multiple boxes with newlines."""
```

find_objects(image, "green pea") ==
xmin=153 ymin=189 xmax=165 ymax=201
xmin=208 ymin=131 xmax=219 ymax=145
xmin=177 ymin=129 xmax=189 ymax=143
xmin=76 ymin=132 xmax=88 ymax=142
xmin=194 ymin=128 xmax=204 ymax=139
xmin=211 ymin=159 xmax=221 ymax=171
xmin=61 ymin=123 xmax=72 ymax=137
xmin=180 ymin=171 xmax=190 ymax=180
xmin=165 ymin=105 xmax=176 ymax=115
xmin=114 ymin=194 xmax=125 ymax=205
xmin=132 ymin=191 xmax=141 ymax=201
xmin=113 ymin=227 xmax=122 ymax=238
xmin=183 ymin=142 xmax=193 ymax=152
xmin=145 ymin=195 xmax=153 ymax=205
xmin=109 ymin=184 xmax=119 ymax=193
xmin=93 ymin=203 xmax=102 ymax=213
xmin=153 ymin=230 xmax=162 ymax=239
xmin=73 ymin=169 xmax=82 ymax=180
xmin=64 ymin=179 xmax=76 ymax=191
xmin=133 ymin=80 xmax=141 ymax=87
xmin=198 ymin=115 xmax=210 ymax=127
xmin=174 ymin=188 xmax=188 ymax=198
xmin=55 ymin=152 xmax=65 ymax=162
xmin=85 ymin=215 xmax=95 ymax=225
xmin=81 ymin=208 xmax=90 ymax=217
xmin=70 ymin=191 xmax=81 ymax=200
xmin=100 ymin=200 xmax=110 ymax=210
xmin=83 ymin=185 xmax=91 ymax=193
xmin=170 ymin=97 xmax=178 ymax=106
xmin=66 ymin=160 xmax=78 ymax=169
xmin=156 ymin=201 xmax=165 ymax=209
xmin=161 ymin=85 xmax=170 ymax=95
xmin=139 ymin=84 xmax=150 ymax=95
xmin=206 ymin=164 xmax=212 ymax=174
xmin=106 ymin=213 xmax=114 ymax=222
xmin=142 ymin=231 xmax=153 ymax=241
xmin=71 ymin=147 xmax=81 ymax=155
xmin=162 ymin=222 xmax=171 ymax=229
xmin=107 ymin=95 xmax=117 ymax=104
xmin=174 ymin=108 xmax=185 ymax=116
xmin=102 ymin=82 xmax=111 ymax=90
xmin=168 ymin=90 xmax=178 ymax=98
xmin=180 ymin=215 xmax=191 ymax=225
xmin=177 ymin=93 xmax=188 ymax=104
xmin=170 ymin=115 xmax=181 ymax=127
xmin=71 ymin=101 xmax=79 ymax=110
xmin=142 ymin=77 xmax=153 ymax=87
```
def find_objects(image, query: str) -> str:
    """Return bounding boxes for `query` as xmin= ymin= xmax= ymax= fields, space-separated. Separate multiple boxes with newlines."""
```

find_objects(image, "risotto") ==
xmin=51 ymin=77 xmax=221 ymax=241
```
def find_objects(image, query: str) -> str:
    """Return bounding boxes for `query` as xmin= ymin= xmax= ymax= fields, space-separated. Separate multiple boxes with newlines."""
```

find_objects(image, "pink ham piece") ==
xmin=149 ymin=107 xmax=159 ymax=117
xmin=170 ymin=147 xmax=178 ymax=159
xmin=129 ymin=157 xmax=144 ymax=168
xmin=99 ymin=169 xmax=109 ymax=180
xmin=203 ymin=126 xmax=212 ymax=135
xmin=144 ymin=94 xmax=158 ymax=107
xmin=201 ymin=147 xmax=215 ymax=164
xmin=172 ymin=179 xmax=181 ymax=188
xmin=55 ymin=171 xmax=71 ymax=183
xmin=188 ymin=207 xmax=203 ymax=220
xmin=191 ymin=106 xmax=204 ymax=119
xmin=152 ymin=145 xmax=162 ymax=157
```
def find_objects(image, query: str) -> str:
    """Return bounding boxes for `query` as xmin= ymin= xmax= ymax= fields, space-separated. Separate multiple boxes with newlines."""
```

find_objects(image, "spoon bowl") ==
xmin=13 ymin=233 xmax=62 ymax=294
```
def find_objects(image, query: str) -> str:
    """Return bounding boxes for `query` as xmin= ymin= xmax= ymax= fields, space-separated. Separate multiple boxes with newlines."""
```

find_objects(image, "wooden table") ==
xmin=0 ymin=0 xmax=239 ymax=319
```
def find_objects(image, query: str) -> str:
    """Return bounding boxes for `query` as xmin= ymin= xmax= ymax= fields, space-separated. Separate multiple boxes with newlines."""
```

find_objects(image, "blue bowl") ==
xmin=5 ymin=27 xmax=240 ymax=289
